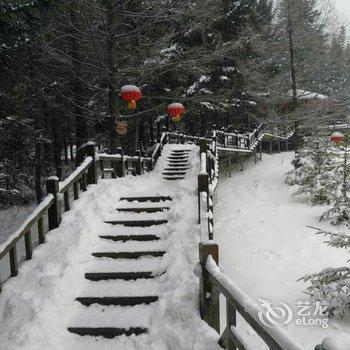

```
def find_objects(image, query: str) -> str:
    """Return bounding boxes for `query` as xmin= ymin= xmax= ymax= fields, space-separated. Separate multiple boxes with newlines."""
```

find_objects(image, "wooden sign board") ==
xmin=115 ymin=121 xmax=128 ymax=135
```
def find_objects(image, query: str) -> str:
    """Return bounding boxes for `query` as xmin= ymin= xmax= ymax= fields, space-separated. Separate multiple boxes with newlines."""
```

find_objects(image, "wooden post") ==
xmin=278 ymin=139 xmax=281 ymax=153
xmin=208 ymin=195 xmax=214 ymax=240
xmin=100 ymin=160 xmax=105 ymax=179
xmin=46 ymin=177 xmax=61 ymax=230
xmin=285 ymin=140 xmax=289 ymax=151
xmin=199 ymin=139 xmax=208 ymax=154
xmin=259 ymin=140 xmax=262 ymax=161
xmin=135 ymin=150 xmax=142 ymax=175
xmin=38 ymin=216 xmax=45 ymax=244
xmin=85 ymin=143 xmax=98 ymax=185
xmin=269 ymin=140 xmax=273 ymax=154
xmin=156 ymin=121 xmax=161 ymax=142
xmin=73 ymin=181 xmax=79 ymax=200
xmin=64 ymin=191 xmax=70 ymax=212
xmin=116 ymin=147 xmax=125 ymax=177
xmin=199 ymin=242 xmax=220 ymax=334
xmin=24 ymin=230 xmax=33 ymax=260
xmin=198 ymin=172 xmax=209 ymax=225
xmin=9 ymin=245 xmax=18 ymax=276
xmin=226 ymin=300 xmax=237 ymax=350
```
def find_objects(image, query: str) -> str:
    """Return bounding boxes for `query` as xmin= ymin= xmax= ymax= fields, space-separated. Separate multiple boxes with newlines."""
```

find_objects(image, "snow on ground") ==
xmin=0 ymin=204 xmax=35 ymax=245
xmin=215 ymin=152 xmax=350 ymax=349
xmin=0 ymin=144 xmax=221 ymax=350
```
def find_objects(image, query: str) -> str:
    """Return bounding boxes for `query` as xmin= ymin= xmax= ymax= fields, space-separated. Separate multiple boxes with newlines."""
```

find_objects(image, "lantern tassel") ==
xmin=173 ymin=114 xmax=181 ymax=123
xmin=128 ymin=100 xmax=136 ymax=110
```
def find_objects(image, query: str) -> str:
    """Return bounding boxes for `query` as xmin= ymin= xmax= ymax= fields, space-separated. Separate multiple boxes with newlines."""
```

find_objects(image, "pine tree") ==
xmin=300 ymin=227 xmax=350 ymax=317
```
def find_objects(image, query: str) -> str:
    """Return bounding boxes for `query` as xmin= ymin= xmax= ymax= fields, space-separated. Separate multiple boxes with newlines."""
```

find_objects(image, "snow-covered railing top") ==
xmin=205 ymin=254 xmax=305 ymax=350
xmin=197 ymin=136 xmax=219 ymax=241
xmin=0 ymin=139 xmax=167 ymax=293
xmin=216 ymin=123 xmax=265 ymax=153
xmin=0 ymin=143 xmax=98 ymax=293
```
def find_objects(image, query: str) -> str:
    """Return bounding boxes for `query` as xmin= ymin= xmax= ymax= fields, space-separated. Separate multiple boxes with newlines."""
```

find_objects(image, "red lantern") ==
xmin=167 ymin=102 xmax=185 ymax=123
xmin=120 ymin=85 xmax=142 ymax=110
xmin=331 ymin=132 xmax=345 ymax=144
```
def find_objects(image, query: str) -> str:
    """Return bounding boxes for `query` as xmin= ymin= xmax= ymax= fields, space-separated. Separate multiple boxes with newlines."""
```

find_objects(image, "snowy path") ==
xmin=215 ymin=152 xmax=350 ymax=348
xmin=0 ymin=144 xmax=220 ymax=350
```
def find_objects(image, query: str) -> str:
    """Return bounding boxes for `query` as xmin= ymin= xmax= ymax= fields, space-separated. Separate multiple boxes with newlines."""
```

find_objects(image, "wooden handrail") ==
xmin=206 ymin=255 xmax=305 ymax=350
xmin=59 ymin=156 xmax=93 ymax=193
xmin=0 ymin=141 xmax=165 ymax=293
xmin=0 ymin=195 xmax=54 ymax=260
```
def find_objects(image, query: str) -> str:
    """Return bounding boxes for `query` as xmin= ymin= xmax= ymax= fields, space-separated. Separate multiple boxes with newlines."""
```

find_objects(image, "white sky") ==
xmin=333 ymin=0 xmax=350 ymax=32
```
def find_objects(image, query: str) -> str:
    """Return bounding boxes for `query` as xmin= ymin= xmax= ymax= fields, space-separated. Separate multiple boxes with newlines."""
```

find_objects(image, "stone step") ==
xmin=162 ymin=172 xmax=186 ymax=175
xmin=167 ymin=156 xmax=188 ymax=160
xmin=120 ymin=196 xmax=172 ymax=202
xmin=67 ymin=327 xmax=147 ymax=338
xmin=76 ymin=296 xmax=158 ymax=306
xmin=170 ymin=149 xmax=191 ymax=153
xmin=163 ymin=167 xmax=189 ymax=171
xmin=167 ymin=160 xmax=189 ymax=163
xmin=104 ymin=219 xmax=168 ymax=227
xmin=92 ymin=251 xmax=166 ymax=259
xmin=163 ymin=177 xmax=184 ymax=181
xmin=116 ymin=207 xmax=170 ymax=213
xmin=85 ymin=272 xmax=156 ymax=281
xmin=99 ymin=234 xmax=161 ymax=242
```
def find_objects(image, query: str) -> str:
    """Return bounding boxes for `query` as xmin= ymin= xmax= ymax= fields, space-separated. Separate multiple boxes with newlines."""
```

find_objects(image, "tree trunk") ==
xmin=286 ymin=0 xmax=297 ymax=107
xmin=106 ymin=0 xmax=119 ymax=153
xmin=70 ymin=1 xmax=88 ymax=163
xmin=52 ymin=111 xmax=63 ymax=180
xmin=34 ymin=113 xmax=43 ymax=204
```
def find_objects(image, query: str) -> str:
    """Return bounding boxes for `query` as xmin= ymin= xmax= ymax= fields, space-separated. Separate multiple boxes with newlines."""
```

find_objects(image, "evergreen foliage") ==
xmin=300 ymin=227 xmax=350 ymax=317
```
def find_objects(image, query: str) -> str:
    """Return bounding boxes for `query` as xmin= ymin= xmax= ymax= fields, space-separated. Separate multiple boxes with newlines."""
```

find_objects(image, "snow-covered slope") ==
xmin=0 ymin=144 xmax=221 ymax=350
xmin=215 ymin=152 xmax=350 ymax=349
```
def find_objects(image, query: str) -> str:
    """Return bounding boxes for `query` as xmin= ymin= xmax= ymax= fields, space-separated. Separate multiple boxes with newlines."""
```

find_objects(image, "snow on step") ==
xmin=119 ymin=196 xmax=172 ymax=202
xmin=91 ymin=239 xmax=168 ymax=253
xmin=92 ymin=251 xmax=166 ymax=260
xmin=77 ymin=279 xmax=164 ymax=297
xmin=104 ymin=219 xmax=168 ymax=227
xmin=97 ymin=224 xmax=169 ymax=237
xmin=115 ymin=207 xmax=170 ymax=213
xmin=68 ymin=304 xmax=153 ymax=328
xmin=75 ymin=296 xmax=159 ymax=307
xmin=83 ymin=256 xmax=166 ymax=272
xmin=84 ymin=271 xmax=159 ymax=281
xmin=99 ymin=234 xmax=161 ymax=242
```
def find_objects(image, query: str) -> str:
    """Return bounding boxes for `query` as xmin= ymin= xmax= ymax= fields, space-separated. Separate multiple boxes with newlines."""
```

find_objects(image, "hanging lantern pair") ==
xmin=120 ymin=85 xmax=142 ymax=110
xmin=330 ymin=132 xmax=345 ymax=146
xmin=167 ymin=102 xmax=185 ymax=123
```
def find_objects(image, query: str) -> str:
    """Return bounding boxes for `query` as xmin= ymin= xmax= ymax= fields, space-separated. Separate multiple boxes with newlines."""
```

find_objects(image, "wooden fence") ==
xmin=0 ymin=135 xmax=170 ymax=293
xmin=216 ymin=123 xmax=264 ymax=152
xmin=195 ymin=133 xmax=326 ymax=350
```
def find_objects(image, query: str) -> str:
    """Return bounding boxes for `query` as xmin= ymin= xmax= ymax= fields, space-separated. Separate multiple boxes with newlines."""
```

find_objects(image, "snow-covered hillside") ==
xmin=215 ymin=152 xmax=350 ymax=348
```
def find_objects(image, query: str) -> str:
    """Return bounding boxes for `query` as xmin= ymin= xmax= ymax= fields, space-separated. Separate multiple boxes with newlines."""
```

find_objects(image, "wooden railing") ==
xmin=0 ymin=144 xmax=97 ymax=292
xmin=0 ymin=138 xmax=168 ymax=293
xmin=216 ymin=123 xmax=264 ymax=153
xmin=197 ymin=134 xmax=219 ymax=240
xmin=195 ymin=132 xmax=324 ymax=350
xmin=99 ymin=133 xmax=168 ymax=178
xmin=198 ymin=241 xmax=309 ymax=350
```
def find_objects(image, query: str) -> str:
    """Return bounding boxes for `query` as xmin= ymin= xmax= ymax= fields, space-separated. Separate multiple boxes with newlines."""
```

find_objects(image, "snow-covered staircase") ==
xmin=162 ymin=149 xmax=191 ymax=180
xmin=67 ymin=195 xmax=171 ymax=338
xmin=67 ymin=146 xmax=196 ymax=341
